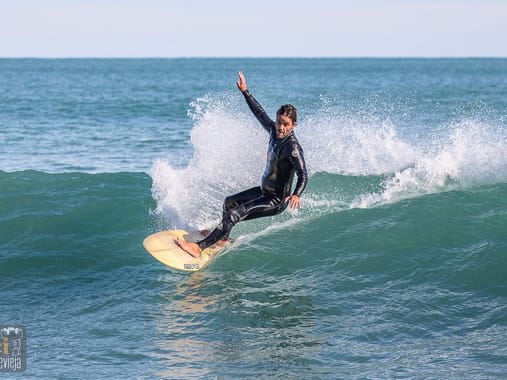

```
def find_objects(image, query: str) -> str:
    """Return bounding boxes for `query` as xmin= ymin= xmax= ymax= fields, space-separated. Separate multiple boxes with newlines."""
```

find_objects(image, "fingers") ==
xmin=285 ymin=195 xmax=301 ymax=210
xmin=236 ymin=71 xmax=247 ymax=91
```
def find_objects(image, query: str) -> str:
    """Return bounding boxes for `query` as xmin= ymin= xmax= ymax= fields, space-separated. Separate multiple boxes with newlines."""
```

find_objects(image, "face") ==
xmin=275 ymin=114 xmax=295 ymax=139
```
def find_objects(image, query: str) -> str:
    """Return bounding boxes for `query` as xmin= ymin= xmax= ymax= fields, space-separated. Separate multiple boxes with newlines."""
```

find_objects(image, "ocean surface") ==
xmin=1 ymin=58 xmax=506 ymax=379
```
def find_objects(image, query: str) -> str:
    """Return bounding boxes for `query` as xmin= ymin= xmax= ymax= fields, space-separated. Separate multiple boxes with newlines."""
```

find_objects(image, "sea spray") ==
xmin=151 ymin=96 xmax=507 ymax=225
xmin=354 ymin=119 xmax=507 ymax=208
xmin=151 ymin=95 xmax=265 ymax=229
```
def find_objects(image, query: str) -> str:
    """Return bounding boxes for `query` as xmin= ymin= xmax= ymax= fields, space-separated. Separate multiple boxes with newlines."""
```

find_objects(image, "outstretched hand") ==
xmin=236 ymin=71 xmax=247 ymax=92
xmin=285 ymin=195 xmax=301 ymax=210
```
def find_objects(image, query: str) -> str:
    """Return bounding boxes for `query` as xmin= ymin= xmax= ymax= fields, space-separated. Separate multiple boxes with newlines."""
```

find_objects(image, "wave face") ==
xmin=1 ymin=169 xmax=506 ymax=378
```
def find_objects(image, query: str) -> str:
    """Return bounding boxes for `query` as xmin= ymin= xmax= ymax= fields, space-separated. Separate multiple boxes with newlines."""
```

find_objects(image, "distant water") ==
xmin=1 ymin=58 xmax=506 ymax=379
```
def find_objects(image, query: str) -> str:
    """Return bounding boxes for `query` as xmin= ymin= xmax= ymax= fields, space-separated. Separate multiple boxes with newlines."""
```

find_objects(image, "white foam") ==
xmin=353 ymin=120 xmax=507 ymax=208
xmin=151 ymin=95 xmax=507 ymax=225
xmin=299 ymin=112 xmax=420 ymax=175
xmin=150 ymin=95 xmax=267 ymax=229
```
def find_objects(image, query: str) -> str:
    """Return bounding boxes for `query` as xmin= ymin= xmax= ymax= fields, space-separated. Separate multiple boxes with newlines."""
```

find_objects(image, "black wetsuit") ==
xmin=197 ymin=89 xmax=308 ymax=249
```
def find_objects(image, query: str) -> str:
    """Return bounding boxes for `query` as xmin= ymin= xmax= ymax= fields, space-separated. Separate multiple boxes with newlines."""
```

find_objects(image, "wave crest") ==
xmin=151 ymin=95 xmax=507 ymax=225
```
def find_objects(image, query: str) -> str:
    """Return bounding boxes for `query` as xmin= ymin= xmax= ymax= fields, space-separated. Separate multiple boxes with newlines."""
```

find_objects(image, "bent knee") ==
xmin=223 ymin=196 xmax=237 ymax=213
xmin=223 ymin=206 xmax=245 ymax=226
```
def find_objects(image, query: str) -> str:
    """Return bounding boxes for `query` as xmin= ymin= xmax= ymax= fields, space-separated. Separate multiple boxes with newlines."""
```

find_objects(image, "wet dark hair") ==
xmin=276 ymin=104 xmax=297 ymax=124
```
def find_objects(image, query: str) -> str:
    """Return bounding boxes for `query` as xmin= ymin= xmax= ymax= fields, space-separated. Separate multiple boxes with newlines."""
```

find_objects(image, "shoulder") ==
xmin=289 ymin=134 xmax=304 ymax=151
xmin=289 ymin=144 xmax=304 ymax=159
xmin=284 ymin=135 xmax=304 ymax=158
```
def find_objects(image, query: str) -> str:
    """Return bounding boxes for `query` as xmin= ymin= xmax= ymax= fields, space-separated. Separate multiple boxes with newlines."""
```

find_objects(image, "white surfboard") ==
xmin=143 ymin=229 xmax=230 ymax=272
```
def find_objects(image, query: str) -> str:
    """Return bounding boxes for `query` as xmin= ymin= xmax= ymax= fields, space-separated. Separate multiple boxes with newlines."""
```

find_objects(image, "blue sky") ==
xmin=1 ymin=0 xmax=505 ymax=57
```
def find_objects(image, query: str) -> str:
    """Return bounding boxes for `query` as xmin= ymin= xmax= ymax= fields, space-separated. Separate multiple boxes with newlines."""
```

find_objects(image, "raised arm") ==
xmin=236 ymin=71 xmax=274 ymax=133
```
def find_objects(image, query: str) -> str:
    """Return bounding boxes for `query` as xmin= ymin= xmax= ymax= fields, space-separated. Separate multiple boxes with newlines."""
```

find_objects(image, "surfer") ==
xmin=177 ymin=71 xmax=308 ymax=258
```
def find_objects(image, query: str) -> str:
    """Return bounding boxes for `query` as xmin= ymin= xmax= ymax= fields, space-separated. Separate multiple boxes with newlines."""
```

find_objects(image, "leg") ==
xmin=176 ymin=188 xmax=262 ymax=258
xmin=223 ymin=187 xmax=262 ymax=217
xmin=177 ymin=191 xmax=285 ymax=257
xmin=197 ymin=193 xmax=285 ymax=249
xmin=220 ymin=187 xmax=262 ymax=240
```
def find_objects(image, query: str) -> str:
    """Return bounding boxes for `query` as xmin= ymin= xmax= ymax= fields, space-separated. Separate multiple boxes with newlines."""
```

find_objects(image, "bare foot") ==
xmin=176 ymin=238 xmax=202 ymax=258
xmin=215 ymin=239 xmax=231 ymax=247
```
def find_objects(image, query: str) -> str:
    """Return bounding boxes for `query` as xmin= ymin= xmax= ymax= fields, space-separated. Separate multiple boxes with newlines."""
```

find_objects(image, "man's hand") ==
xmin=285 ymin=195 xmax=301 ymax=210
xmin=236 ymin=71 xmax=248 ymax=92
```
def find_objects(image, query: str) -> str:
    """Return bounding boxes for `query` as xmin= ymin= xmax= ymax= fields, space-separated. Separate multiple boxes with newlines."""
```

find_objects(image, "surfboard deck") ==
xmin=143 ymin=229 xmax=230 ymax=272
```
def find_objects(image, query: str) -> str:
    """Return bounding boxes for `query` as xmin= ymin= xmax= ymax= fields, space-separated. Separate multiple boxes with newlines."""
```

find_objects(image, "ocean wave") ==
xmin=0 ymin=170 xmax=154 ymax=278
xmin=151 ymin=95 xmax=506 ymax=228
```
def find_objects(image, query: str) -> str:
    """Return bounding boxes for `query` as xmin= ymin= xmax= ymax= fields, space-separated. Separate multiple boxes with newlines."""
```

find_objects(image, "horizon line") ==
xmin=1 ymin=55 xmax=506 ymax=60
